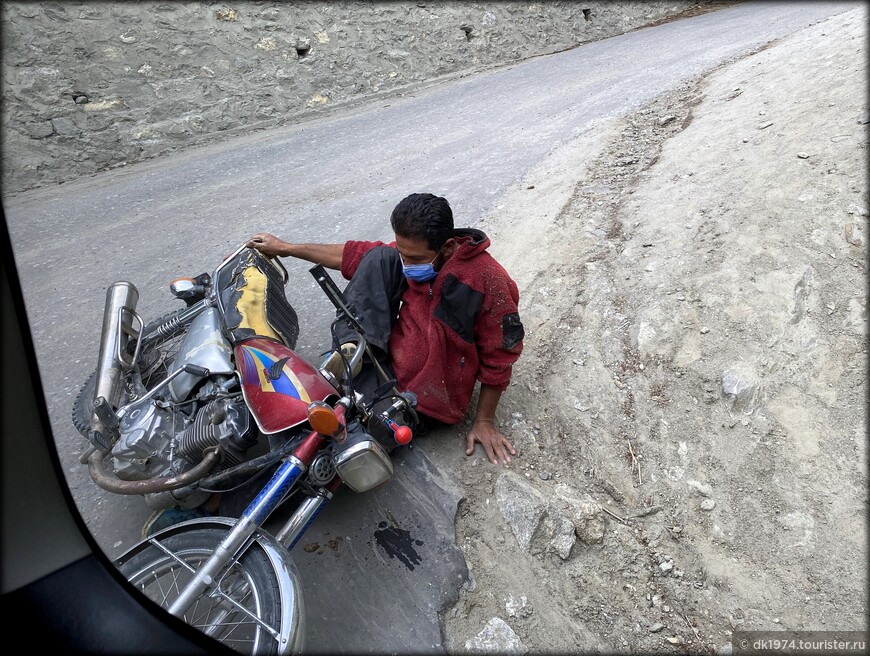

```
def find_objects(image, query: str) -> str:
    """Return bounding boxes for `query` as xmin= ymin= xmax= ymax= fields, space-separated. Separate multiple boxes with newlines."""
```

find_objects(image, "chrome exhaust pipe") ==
xmin=89 ymin=281 xmax=140 ymax=450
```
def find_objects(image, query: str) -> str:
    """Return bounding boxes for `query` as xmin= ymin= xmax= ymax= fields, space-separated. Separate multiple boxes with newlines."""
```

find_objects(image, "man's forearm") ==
xmin=473 ymin=384 xmax=503 ymax=424
xmin=281 ymin=243 xmax=345 ymax=270
xmin=467 ymin=383 xmax=515 ymax=464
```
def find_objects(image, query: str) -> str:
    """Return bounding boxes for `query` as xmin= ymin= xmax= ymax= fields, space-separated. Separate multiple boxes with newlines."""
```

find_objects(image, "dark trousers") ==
xmin=332 ymin=246 xmax=442 ymax=436
xmin=334 ymin=245 xmax=406 ymax=356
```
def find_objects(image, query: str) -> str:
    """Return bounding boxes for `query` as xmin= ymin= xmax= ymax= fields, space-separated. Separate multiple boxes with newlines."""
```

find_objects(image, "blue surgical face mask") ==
xmin=402 ymin=253 xmax=439 ymax=282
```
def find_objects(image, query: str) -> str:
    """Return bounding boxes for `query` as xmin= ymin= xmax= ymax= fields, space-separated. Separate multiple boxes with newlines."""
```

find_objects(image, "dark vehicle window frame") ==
xmin=1 ymin=213 xmax=233 ymax=654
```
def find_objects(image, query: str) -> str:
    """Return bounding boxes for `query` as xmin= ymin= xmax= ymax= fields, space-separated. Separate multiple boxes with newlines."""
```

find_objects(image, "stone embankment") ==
xmin=1 ymin=1 xmax=716 ymax=194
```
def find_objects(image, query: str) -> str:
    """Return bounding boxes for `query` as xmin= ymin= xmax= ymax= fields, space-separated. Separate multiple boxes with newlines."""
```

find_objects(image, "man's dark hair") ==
xmin=390 ymin=193 xmax=454 ymax=251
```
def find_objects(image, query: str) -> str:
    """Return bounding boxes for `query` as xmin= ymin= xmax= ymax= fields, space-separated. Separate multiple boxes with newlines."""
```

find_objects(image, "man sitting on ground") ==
xmin=248 ymin=192 xmax=525 ymax=465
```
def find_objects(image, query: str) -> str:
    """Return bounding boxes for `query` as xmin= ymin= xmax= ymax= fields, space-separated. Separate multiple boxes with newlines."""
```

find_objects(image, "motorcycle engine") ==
xmin=177 ymin=397 xmax=257 ymax=469
xmin=111 ymin=398 xmax=179 ymax=481
xmin=110 ymin=395 xmax=257 ymax=481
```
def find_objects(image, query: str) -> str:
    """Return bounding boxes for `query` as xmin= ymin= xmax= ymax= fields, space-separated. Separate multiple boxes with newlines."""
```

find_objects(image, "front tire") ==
xmin=117 ymin=526 xmax=283 ymax=655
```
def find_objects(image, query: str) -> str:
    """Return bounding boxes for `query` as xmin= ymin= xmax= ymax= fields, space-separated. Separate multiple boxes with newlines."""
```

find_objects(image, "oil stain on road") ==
xmin=373 ymin=520 xmax=424 ymax=571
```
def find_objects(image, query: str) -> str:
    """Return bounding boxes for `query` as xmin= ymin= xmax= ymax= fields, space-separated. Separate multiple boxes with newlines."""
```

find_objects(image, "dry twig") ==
xmin=602 ymin=506 xmax=627 ymax=524
xmin=627 ymin=436 xmax=642 ymax=486
xmin=680 ymin=613 xmax=702 ymax=642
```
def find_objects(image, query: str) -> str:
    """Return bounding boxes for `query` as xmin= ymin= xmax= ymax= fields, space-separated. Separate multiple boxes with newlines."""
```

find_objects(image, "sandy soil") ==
xmin=422 ymin=6 xmax=868 ymax=654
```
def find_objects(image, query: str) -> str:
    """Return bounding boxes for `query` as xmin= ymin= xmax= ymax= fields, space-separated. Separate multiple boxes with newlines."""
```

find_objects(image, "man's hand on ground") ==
xmin=466 ymin=419 xmax=516 ymax=465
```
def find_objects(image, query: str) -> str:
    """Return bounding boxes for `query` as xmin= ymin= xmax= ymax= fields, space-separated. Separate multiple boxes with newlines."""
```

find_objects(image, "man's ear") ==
xmin=442 ymin=238 xmax=458 ymax=259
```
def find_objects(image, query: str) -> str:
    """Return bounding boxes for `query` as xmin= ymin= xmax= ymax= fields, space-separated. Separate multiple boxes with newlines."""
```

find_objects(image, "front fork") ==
xmin=167 ymin=430 xmax=339 ymax=618
xmin=275 ymin=476 xmax=343 ymax=549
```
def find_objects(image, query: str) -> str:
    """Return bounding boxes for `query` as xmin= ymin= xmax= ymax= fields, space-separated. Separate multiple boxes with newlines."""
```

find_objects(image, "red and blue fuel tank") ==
xmin=234 ymin=337 xmax=338 ymax=434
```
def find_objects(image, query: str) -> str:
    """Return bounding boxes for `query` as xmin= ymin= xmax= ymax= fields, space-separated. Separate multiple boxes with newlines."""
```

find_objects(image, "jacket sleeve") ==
xmin=474 ymin=264 xmax=524 ymax=390
xmin=340 ymin=240 xmax=386 ymax=280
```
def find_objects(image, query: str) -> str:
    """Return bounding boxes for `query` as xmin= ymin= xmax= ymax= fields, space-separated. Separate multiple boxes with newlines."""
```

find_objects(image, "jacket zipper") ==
xmin=428 ymin=281 xmax=433 ymax=300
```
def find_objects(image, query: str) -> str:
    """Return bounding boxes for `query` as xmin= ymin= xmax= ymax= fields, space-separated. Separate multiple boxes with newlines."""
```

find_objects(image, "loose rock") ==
xmin=464 ymin=617 xmax=528 ymax=655
xmin=687 ymin=480 xmax=713 ymax=497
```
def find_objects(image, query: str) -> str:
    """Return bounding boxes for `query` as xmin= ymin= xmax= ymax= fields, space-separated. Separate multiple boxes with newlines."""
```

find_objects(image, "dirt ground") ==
xmin=421 ymin=6 xmax=868 ymax=654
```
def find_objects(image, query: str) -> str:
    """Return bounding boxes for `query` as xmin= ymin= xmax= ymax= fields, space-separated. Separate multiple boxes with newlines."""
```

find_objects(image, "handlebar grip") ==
xmin=393 ymin=425 xmax=413 ymax=445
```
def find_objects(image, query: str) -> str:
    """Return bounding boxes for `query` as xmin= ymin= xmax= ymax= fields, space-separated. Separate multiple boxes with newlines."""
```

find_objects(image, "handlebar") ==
xmin=309 ymin=264 xmax=403 ymax=400
xmin=309 ymin=264 xmax=364 ymax=333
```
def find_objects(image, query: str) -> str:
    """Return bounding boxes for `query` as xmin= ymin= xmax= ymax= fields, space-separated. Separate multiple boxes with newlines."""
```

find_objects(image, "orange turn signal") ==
xmin=307 ymin=401 xmax=340 ymax=436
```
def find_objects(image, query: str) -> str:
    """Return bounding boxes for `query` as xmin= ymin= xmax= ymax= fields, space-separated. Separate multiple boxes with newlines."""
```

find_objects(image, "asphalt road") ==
xmin=1 ymin=2 xmax=855 ymax=652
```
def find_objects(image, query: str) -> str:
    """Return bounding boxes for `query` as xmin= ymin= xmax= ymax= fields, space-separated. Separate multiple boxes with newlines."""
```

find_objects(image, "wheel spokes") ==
xmin=131 ymin=549 xmax=279 ymax=652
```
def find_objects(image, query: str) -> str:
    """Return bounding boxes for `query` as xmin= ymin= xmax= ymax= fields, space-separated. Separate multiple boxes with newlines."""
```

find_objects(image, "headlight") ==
xmin=333 ymin=440 xmax=393 ymax=493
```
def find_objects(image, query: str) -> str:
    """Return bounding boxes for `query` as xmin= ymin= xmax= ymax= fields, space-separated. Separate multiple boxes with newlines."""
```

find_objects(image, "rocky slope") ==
xmin=423 ymin=6 xmax=867 ymax=654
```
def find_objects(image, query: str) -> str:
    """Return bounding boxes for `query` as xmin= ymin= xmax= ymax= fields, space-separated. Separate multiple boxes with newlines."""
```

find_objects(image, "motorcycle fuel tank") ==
xmin=235 ymin=337 xmax=337 ymax=434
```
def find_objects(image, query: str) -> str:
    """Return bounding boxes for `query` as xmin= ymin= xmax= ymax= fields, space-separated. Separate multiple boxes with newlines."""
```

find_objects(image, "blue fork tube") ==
xmin=275 ymin=477 xmax=343 ymax=550
xmin=243 ymin=455 xmax=308 ymax=525
xmin=168 ymin=432 xmax=323 ymax=618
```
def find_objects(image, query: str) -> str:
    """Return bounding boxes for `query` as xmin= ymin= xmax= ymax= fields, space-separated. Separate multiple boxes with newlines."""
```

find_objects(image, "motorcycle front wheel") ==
xmin=117 ymin=526 xmax=283 ymax=655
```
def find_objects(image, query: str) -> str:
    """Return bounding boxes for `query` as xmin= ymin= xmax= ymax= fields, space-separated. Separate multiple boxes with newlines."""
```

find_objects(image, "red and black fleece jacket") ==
xmin=340 ymin=228 xmax=524 ymax=424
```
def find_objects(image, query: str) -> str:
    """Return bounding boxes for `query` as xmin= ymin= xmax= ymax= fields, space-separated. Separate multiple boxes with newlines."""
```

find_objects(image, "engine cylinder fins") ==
xmin=308 ymin=452 xmax=336 ymax=486
xmin=177 ymin=399 xmax=257 ymax=469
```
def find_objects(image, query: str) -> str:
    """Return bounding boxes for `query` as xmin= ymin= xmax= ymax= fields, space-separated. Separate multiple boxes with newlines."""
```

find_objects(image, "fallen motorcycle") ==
xmin=72 ymin=243 xmax=418 ymax=654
